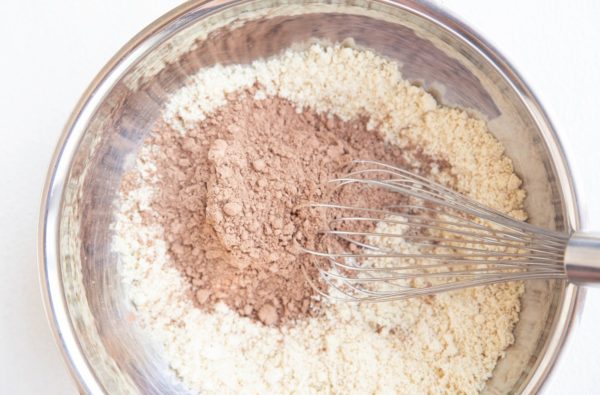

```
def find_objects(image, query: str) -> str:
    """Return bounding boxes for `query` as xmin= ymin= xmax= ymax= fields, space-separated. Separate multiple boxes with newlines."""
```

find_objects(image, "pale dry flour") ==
xmin=113 ymin=43 xmax=525 ymax=394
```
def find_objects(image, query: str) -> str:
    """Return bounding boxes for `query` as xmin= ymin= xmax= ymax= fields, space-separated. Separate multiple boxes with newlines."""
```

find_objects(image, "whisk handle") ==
xmin=565 ymin=232 xmax=600 ymax=286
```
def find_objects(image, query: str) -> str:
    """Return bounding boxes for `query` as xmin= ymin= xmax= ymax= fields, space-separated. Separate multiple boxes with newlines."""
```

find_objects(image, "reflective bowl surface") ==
xmin=39 ymin=0 xmax=581 ymax=393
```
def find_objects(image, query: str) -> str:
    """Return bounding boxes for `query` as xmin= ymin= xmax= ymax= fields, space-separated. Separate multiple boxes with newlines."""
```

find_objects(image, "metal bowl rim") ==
xmin=37 ymin=0 xmax=583 ymax=393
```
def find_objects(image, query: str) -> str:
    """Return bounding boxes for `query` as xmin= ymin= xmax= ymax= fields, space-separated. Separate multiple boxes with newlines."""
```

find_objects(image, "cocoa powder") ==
xmin=145 ymin=89 xmax=445 ymax=325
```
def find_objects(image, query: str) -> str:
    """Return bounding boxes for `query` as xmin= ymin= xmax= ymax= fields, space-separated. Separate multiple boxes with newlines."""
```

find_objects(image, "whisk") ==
xmin=299 ymin=160 xmax=600 ymax=302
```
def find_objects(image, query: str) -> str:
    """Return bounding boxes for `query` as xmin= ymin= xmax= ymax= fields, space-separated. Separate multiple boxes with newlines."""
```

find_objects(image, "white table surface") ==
xmin=1 ymin=1 xmax=598 ymax=393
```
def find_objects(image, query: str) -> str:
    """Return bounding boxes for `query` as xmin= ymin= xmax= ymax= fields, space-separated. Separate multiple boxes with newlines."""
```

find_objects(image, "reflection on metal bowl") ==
xmin=39 ymin=0 xmax=580 ymax=393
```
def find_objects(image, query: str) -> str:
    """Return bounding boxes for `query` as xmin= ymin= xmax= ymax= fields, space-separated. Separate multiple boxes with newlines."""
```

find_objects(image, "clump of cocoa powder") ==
xmin=143 ymin=89 xmax=445 ymax=326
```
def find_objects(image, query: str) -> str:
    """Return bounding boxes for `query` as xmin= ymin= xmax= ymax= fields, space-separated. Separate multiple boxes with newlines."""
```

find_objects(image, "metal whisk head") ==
xmin=299 ymin=160 xmax=570 ymax=302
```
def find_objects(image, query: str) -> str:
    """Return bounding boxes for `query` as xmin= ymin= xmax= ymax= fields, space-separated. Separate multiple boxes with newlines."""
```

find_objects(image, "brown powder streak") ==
xmin=143 ymin=89 xmax=447 ymax=325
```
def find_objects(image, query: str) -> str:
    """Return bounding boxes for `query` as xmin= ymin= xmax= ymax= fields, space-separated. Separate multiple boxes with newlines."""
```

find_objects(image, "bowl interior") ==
xmin=52 ymin=1 xmax=575 ymax=393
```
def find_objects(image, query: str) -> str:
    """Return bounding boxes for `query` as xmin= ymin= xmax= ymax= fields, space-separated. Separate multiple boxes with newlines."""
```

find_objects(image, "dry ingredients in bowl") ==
xmin=113 ymin=43 xmax=526 ymax=394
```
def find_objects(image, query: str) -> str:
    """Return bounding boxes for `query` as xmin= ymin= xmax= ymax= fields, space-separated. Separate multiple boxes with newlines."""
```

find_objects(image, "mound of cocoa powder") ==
xmin=144 ymin=89 xmax=446 ymax=325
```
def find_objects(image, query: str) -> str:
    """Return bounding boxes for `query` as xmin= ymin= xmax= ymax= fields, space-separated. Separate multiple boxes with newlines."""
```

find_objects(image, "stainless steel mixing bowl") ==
xmin=39 ymin=0 xmax=582 ymax=393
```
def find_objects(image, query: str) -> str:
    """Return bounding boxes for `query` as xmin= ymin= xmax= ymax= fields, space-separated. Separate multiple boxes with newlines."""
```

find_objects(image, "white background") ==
xmin=1 ymin=0 xmax=598 ymax=393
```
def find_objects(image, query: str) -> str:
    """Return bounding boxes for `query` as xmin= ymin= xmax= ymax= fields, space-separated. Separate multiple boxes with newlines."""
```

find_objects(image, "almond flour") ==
xmin=113 ymin=43 xmax=525 ymax=394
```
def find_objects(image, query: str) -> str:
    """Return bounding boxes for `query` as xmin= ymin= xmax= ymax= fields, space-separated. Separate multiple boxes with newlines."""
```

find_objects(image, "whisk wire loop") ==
xmin=299 ymin=160 xmax=570 ymax=302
